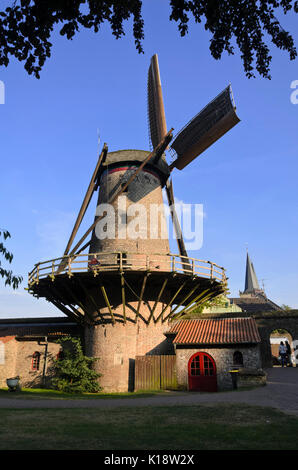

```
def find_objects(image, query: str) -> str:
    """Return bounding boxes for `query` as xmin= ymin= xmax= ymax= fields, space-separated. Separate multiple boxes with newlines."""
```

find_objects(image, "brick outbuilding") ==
xmin=0 ymin=317 xmax=80 ymax=388
xmin=166 ymin=317 xmax=264 ymax=391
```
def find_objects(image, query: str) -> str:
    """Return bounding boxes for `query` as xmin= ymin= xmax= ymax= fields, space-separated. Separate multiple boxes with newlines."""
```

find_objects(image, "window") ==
xmin=190 ymin=353 xmax=215 ymax=377
xmin=31 ymin=351 xmax=41 ymax=371
xmin=233 ymin=351 xmax=243 ymax=366
xmin=190 ymin=355 xmax=201 ymax=376
xmin=56 ymin=350 xmax=64 ymax=360
xmin=203 ymin=354 xmax=214 ymax=376
xmin=117 ymin=253 xmax=127 ymax=265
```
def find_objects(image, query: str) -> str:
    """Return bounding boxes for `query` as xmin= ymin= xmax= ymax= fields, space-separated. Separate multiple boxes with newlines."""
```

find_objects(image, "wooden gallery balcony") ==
xmin=28 ymin=253 xmax=227 ymax=325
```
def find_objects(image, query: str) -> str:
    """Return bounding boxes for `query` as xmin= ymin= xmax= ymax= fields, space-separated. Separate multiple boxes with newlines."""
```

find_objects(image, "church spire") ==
xmin=243 ymin=252 xmax=262 ymax=295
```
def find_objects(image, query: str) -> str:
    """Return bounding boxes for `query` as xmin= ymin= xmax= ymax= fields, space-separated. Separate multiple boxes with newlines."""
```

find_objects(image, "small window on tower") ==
xmin=117 ymin=253 xmax=127 ymax=265
xmin=31 ymin=351 xmax=41 ymax=371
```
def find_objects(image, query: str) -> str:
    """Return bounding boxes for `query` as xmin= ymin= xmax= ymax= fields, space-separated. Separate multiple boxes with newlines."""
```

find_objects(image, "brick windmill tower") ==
xmin=28 ymin=54 xmax=240 ymax=392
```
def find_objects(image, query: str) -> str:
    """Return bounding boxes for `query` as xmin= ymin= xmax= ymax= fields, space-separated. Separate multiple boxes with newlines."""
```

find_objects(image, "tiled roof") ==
xmin=230 ymin=295 xmax=281 ymax=313
xmin=0 ymin=317 xmax=81 ymax=338
xmin=167 ymin=317 xmax=261 ymax=345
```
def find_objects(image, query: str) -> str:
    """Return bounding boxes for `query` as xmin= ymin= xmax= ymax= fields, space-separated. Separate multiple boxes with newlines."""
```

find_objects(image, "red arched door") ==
xmin=188 ymin=352 xmax=217 ymax=392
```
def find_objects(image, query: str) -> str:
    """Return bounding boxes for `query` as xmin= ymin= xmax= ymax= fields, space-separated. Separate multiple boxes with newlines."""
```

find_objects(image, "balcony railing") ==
xmin=28 ymin=252 xmax=226 ymax=287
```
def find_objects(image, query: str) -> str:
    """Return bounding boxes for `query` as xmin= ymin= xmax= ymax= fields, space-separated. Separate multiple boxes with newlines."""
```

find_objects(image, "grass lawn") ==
xmin=0 ymin=387 xmax=163 ymax=400
xmin=0 ymin=403 xmax=298 ymax=450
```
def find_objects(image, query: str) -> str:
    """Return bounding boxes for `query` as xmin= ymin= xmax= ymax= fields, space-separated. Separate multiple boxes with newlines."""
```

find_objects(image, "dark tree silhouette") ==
xmin=0 ymin=229 xmax=23 ymax=289
xmin=0 ymin=1 xmax=297 ymax=79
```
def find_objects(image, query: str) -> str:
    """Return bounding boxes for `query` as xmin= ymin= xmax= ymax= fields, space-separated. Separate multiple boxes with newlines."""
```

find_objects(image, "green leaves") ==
xmin=0 ymin=229 xmax=23 ymax=289
xmin=0 ymin=1 xmax=297 ymax=79
xmin=0 ymin=0 xmax=144 ymax=79
xmin=0 ymin=229 xmax=11 ymax=240
xmin=52 ymin=336 xmax=101 ymax=393
xmin=171 ymin=0 xmax=298 ymax=79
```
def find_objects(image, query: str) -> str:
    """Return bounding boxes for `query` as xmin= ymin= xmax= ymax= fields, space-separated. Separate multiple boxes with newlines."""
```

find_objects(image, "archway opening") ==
xmin=270 ymin=329 xmax=294 ymax=367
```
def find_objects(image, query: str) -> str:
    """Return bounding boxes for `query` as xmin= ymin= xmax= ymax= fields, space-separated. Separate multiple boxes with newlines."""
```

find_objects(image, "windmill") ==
xmin=28 ymin=54 xmax=239 ymax=392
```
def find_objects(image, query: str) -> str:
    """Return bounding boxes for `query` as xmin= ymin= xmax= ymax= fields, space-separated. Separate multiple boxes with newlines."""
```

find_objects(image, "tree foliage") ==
xmin=182 ymin=293 xmax=230 ymax=318
xmin=0 ymin=1 xmax=297 ymax=79
xmin=0 ymin=229 xmax=23 ymax=289
xmin=281 ymin=304 xmax=291 ymax=311
xmin=52 ymin=335 xmax=101 ymax=393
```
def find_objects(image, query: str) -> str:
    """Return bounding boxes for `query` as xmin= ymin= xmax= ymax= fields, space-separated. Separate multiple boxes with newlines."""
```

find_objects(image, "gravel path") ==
xmin=1 ymin=368 xmax=297 ymax=415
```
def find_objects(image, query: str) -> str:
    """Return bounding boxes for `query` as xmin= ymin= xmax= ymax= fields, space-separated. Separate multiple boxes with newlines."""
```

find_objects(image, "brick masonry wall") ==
xmin=89 ymin=161 xmax=170 ymax=256
xmin=0 ymin=338 xmax=17 ymax=385
xmin=175 ymin=344 xmax=262 ymax=391
xmin=0 ymin=337 xmax=61 ymax=388
xmin=84 ymin=305 xmax=172 ymax=392
xmin=83 ymin=149 xmax=180 ymax=392
xmin=1 ymin=334 xmax=262 ymax=392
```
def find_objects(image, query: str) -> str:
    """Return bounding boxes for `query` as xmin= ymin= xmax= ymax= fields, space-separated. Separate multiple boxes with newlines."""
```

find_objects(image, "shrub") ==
xmin=52 ymin=336 xmax=101 ymax=393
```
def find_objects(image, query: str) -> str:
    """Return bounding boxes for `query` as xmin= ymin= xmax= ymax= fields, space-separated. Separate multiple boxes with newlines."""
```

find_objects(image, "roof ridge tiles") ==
xmin=171 ymin=317 xmax=260 ymax=345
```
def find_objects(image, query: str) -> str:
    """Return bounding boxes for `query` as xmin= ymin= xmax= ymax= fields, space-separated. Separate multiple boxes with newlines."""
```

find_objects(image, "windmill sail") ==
xmin=147 ymin=54 xmax=189 ymax=266
xmin=147 ymin=54 xmax=168 ymax=149
xmin=169 ymin=85 xmax=240 ymax=170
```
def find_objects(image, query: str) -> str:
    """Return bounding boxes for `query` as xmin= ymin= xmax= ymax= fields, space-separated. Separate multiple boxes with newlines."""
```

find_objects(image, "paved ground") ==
xmin=1 ymin=368 xmax=298 ymax=416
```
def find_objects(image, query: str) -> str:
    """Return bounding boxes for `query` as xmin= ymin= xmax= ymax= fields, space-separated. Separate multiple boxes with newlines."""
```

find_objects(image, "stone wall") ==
xmin=175 ymin=344 xmax=262 ymax=391
xmin=237 ymin=368 xmax=267 ymax=388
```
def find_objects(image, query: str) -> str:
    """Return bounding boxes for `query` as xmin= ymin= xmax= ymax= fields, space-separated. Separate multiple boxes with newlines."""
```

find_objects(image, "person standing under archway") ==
xmin=285 ymin=340 xmax=292 ymax=367
xmin=279 ymin=342 xmax=287 ymax=367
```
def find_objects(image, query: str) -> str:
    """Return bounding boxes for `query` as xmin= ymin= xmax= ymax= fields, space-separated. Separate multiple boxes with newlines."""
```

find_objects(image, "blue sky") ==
xmin=1 ymin=1 xmax=298 ymax=318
